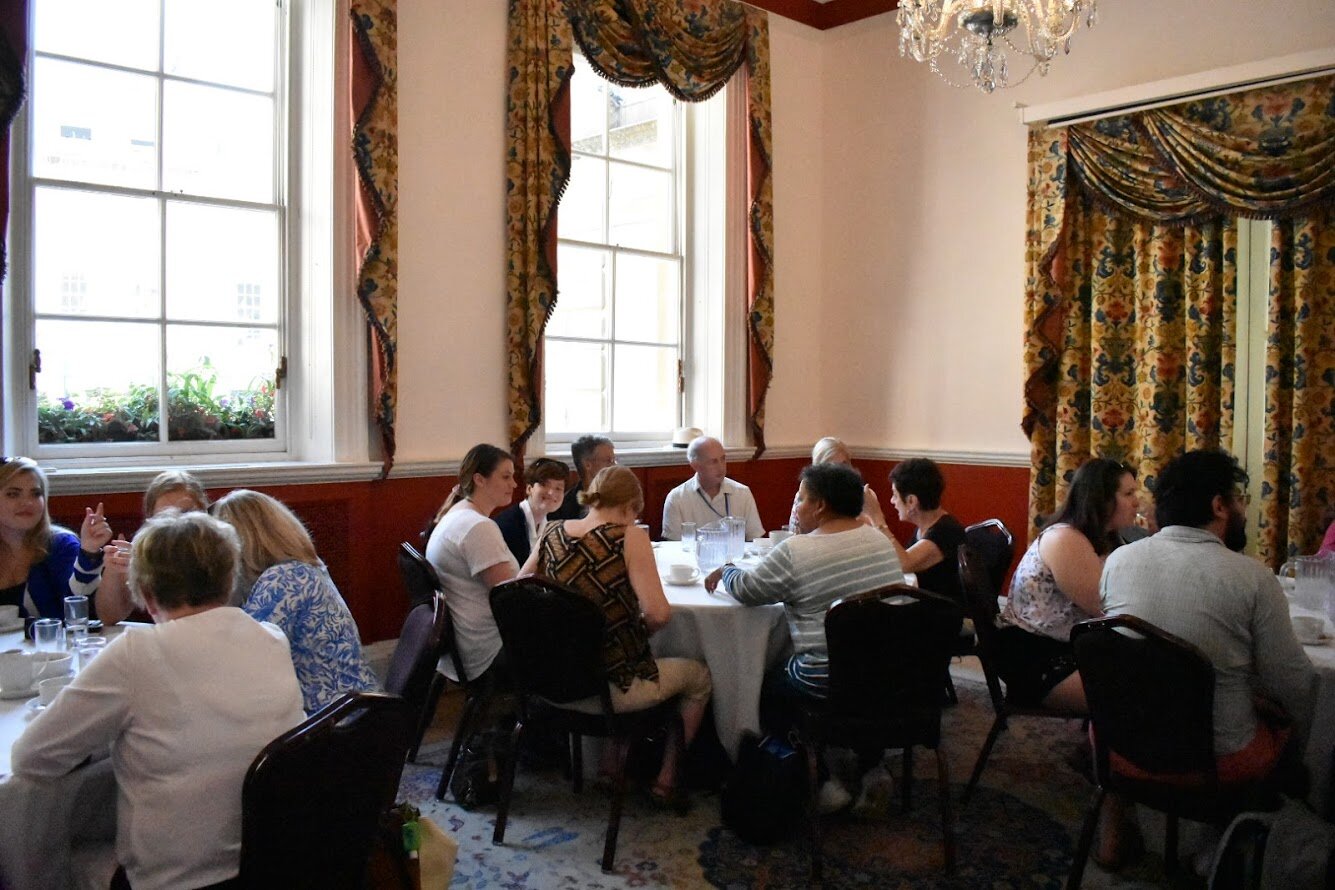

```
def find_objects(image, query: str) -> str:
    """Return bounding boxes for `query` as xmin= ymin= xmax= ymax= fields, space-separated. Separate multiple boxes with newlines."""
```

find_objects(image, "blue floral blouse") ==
xmin=242 ymin=561 xmax=380 ymax=713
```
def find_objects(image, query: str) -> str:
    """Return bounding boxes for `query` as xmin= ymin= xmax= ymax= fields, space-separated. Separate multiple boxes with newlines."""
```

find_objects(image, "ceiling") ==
xmin=744 ymin=0 xmax=900 ymax=30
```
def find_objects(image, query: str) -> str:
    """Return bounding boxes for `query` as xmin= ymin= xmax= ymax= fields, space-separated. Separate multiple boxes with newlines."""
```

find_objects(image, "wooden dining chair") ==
xmin=488 ymin=575 xmax=683 ymax=873
xmin=943 ymin=519 xmax=1015 ymax=704
xmin=238 ymin=692 xmax=415 ymax=889
xmin=382 ymin=589 xmax=447 ymax=763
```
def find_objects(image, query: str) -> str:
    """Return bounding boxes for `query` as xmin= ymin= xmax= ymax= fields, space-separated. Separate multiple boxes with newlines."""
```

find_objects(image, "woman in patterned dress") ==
xmin=520 ymin=465 xmax=712 ymax=809
xmin=213 ymin=489 xmax=379 ymax=713
xmin=995 ymin=458 xmax=1140 ymax=711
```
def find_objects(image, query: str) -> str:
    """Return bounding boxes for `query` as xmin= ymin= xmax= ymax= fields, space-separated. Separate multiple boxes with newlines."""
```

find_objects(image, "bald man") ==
xmin=661 ymin=436 xmax=764 ymax=541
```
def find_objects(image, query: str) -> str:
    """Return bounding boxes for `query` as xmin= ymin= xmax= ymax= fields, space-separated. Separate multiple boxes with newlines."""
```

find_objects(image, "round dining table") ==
xmin=1 ymin=624 xmax=122 ymax=890
xmin=649 ymin=541 xmax=791 ymax=759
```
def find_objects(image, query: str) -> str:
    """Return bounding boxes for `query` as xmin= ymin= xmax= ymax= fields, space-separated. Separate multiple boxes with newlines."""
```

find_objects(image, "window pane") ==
xmin=548 ymin=245 xmax=610 ymax=339
xmin=163 ymin=81 xmax=274 ymax=203
xmin=608 ymin=82 xmax=673 ymax=168
xmin=166 ymin=203 xmax=279 ymax=324
xmin=570 ymin=56 xmax=606 ymax=155
xmin=164 ymin=0 xmax=277 ymax=92
xmin=34 ymin=188 xmax=160 ymax=319
xmin=32 ymin=59 xmax=158 ymax=191
xmin=166 ymin=325 xmax=277 ymax=441
xmin=545 ymin=340 xmax=608 ymax=434
xmin=35 ymin=0 xmax=160 ymax=71
xmin=608 ymin=163 xmax=672 ymax=253
xmin=612 ymin=344 xmax=676 ymax=433
xmin=559 ymin=155 xmax=606 ymax=244
xmin=614 ymin=254 xmax=679 ymax=344
xmin=35 ymin=320 xmax=161 ymax=444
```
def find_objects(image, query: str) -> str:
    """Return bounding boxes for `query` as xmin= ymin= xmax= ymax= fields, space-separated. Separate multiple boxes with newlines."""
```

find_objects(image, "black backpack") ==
xmin=720 ymin=732 xmax=807 ymax=844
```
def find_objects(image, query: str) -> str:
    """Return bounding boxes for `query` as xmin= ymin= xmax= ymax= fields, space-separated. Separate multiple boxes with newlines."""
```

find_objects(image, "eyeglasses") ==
xmin=1233 ymin=490 xmax=1252 ymax=507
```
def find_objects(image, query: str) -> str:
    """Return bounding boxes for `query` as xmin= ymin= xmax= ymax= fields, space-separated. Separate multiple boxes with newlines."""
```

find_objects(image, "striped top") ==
xmin=721 ymin=525 xmax=904 ymax=694
xmin=536 ymin=521 xmax=658 ymax=692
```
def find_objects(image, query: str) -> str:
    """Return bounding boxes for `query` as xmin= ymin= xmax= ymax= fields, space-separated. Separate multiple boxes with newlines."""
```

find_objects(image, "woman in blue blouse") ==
xmin=0 ymin=457 xmax=107 ymax=620
xmin=212 ymin=489 xmax=379 ymax=713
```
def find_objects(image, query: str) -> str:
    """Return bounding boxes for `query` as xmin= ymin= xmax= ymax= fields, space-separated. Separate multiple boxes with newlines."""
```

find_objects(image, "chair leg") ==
xmin=408 ymin=673 xmax=446 ymax=763
xmin=571 ymin=731 xmax=584 ymax=793
xmin=902 ymin=746 xmax=914 ymax=814
xmin=944 ymin=672 xmax=958 ymax=706
xmin=1065 ymin=786 xmax=1106 ymax=890
xmin=492 ymin=717 xmax=525 ymax=846
xmin=601 ymin=738 xmax=632 ymax=873
xmin=803 ymin=738 xmax=823 ymax=884
xmin=437 ymin=691 xmax=484 ymax=801
xmin=962 ymin=714 xmax=1007 ymax=805
xmin=1164 ymin=813 xmax=1179 ymax=875
xmin=935 ymin=746 xmax=955 ymax=874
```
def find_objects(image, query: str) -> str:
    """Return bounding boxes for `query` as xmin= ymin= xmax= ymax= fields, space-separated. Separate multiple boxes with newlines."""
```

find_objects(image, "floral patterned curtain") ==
xmin=505 ymin=0 xmax=773 ymax=464
xmin=1024 ymin=74 xmax=1335 ymax=563
xmin=0 ymin=0 xmax=28 ymax=285
xmin=350 ymin=1 xmax=398 ymax=475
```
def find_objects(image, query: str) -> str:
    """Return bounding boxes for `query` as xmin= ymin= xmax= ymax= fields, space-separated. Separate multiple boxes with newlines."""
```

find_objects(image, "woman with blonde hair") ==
xmin=95 ymin=470 xmax=212 ymax=625
xmin=212 ymin=489 xmax=379 ymax=713
xmin=521 ymin=465 xmax=712 ymax=810
xmin=0 ymin=457 xmax=106 ymax=620
xmin=788 ymin=437 xmax=888 ymax=532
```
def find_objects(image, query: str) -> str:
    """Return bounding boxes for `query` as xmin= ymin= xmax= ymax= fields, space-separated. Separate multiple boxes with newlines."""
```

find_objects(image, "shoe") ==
xmin=648 ymin=783 xmax=692 ymax=816
xmin=852 ymin=765 xmax=894 ymax=816
xmin=817 ymin=778 xmax=853 ymax=814
xmin=1091 ymin=821 xmax=1144 ymax=872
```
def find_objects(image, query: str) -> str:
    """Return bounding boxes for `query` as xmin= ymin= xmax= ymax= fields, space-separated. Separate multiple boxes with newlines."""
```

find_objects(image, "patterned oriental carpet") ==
xmin=397 ymin=678 xmax=1182 ymax=889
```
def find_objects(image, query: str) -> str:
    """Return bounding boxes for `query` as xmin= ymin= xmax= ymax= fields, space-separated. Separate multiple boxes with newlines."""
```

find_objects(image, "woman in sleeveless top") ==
xmin=521 ymin=466 xmax=711 ymax=810
xmin=995 ymin=458 xmax=1141 ymax=711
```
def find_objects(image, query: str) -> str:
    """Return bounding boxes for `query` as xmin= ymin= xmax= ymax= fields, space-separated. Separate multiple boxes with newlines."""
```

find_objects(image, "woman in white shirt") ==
xmin=424 ymin=443 xmax=521 ymax=684
xmin=12 ymin=511 xmax=305 ymax=890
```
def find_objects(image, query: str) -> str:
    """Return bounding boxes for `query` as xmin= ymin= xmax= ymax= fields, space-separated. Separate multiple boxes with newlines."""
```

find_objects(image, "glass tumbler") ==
xmin=680 ymin=521 xmax=696 ymax=551
xmin=32 ymin=618 xmax=63 ymax=652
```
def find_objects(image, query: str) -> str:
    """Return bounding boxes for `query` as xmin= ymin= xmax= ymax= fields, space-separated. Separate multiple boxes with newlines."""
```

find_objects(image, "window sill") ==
xmin=44 ymin=461 xmax=385 ymax=496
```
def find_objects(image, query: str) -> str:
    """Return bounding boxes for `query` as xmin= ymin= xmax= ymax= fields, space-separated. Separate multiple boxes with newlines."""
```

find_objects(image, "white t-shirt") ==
xmin=425 ymin=506 xmax=519 ymax=681
xmin=12 ymin=608 xmax=306 ymax=890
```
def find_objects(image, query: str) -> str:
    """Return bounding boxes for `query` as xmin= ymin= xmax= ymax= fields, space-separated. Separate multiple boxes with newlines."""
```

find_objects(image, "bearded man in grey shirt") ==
xmin=1094 ymin=449 xmax=1315 ymax=868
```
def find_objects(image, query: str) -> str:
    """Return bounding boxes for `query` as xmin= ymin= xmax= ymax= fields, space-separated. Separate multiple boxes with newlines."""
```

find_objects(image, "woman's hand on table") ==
xmin=704 ymin=566 xmax=725 ymax=593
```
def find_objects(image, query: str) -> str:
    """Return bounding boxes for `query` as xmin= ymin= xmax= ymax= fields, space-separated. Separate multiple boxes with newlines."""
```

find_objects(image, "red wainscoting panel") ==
xmin=48 ymin=457 xmax=1029 ymax=643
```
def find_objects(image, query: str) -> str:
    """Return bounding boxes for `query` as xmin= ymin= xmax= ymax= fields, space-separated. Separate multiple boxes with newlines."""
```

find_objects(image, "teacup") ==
xmin=1291 ymin=614 xmax=1324 ymax=645
xmin=668 ymin=563 xmax=696 ymax=584
xmin=0 ymin=651 xmax=36 ymax=693
xmin=751 ymin=537 xmax=775 ymax=553
xmin=32 ymin=651 xmax=73 ymax=682
xmin=769 ymin=529 xmax=794 ymax=544
xmin=0 ymin=604 xmax=18 ymax=624
xmin=38 ymin=675 xmax=73 ymax=706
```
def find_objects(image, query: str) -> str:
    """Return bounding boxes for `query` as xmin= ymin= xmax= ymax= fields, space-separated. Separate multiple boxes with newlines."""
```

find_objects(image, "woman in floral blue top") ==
xmin=213 ymin=490 xmax=380 ymax=713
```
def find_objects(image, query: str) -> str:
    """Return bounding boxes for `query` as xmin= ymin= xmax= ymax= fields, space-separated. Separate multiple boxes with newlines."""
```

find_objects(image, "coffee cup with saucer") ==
xmin=0 ymin=650 xmax=39 ymax=699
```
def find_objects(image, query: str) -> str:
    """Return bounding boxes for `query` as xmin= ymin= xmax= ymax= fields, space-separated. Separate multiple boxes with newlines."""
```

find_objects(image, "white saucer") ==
xmin=662 ymin=569 xmax=701 ymax=586
xmin=0 ymin=618 xmax=25 ymax=633
xmin=1299 ymin=633 xmax=1332 ymax=646
xmin=0 ymin=683 xmax=39 ymax=700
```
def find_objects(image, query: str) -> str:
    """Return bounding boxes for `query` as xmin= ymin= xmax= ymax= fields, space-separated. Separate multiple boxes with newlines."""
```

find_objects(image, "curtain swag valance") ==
xmin=505 ymin=0 xmax=774 ymax=465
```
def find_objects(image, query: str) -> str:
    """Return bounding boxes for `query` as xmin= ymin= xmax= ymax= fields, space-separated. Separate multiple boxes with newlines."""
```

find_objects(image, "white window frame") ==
xmin=1 ymin=0 xmax=368 ymax=475
xmin=538 ymin=65 xmax=747 ymax=457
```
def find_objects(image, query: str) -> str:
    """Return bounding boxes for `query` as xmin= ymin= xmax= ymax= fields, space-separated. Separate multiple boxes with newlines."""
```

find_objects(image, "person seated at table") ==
xmin=995 ymin=457 xmax=1139 ymax=712
xmin=0 ymin=457 xmax=107 ymax=620
xmin=883 ymin=458 xmax=966 ymax=602
xmin=211 ymin=489 xmax=380 ymax=714
xmin=494 ymin=457 xmax=568 ymax=565
xmin=549 ymin=435 xmax=616 ymax=522
xmin=521 ymin=465 xmax=712 ymax=810
xmin=786 ymin=436 xmax=887 ymax=532
xmin=1318 ymin=506 xmax=1335 ymax=557
xmin=705 ymin=462 xmax=904 ymax=813
xmin=662 ymin=436 xmax=764 ymax=541
xmin=94 ymin=470 xmax=212 ymax=625
xmin=1098 ymin=449 xmax=1315 ymax=870
xmin=12 ymin=510 xmax=306 ymax=890
xmin=426 ymin=443 xmax=520 ymax=684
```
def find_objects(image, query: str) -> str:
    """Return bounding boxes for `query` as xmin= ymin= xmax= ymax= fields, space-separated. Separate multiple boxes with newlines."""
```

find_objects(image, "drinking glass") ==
xmin=64 ymin=595 xmax=89 ymax=628
xmin=76 ymin=636 xmax=108 ymax=670
xmin=680 ymin=521 xmax=696 ymax=551
xmin=32 ymin=618 xmax=63 ymax=652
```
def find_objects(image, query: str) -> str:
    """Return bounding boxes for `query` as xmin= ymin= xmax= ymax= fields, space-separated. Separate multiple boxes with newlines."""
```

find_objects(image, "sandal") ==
xmin=648 ymin=783 xmax=692 ymax=816
xmin=1091 ymin=821 xmax=1144 ymax=872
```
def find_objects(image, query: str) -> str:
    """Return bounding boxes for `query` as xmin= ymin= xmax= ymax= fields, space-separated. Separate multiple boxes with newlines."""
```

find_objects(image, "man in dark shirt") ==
xmin=548 ymin=435 xmax=615 ymax=521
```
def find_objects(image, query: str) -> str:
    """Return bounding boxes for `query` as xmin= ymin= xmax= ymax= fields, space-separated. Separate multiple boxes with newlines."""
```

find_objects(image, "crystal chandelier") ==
xmin=897 ymin=0 xmax=1098 ymax=93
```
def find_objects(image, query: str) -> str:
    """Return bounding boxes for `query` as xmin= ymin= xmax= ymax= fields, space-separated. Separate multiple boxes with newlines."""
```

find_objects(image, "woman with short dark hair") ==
xmin=13 ymin=511 xmax=305 ymax=890
xmin=884 ymin=458 xmax=966 ymax=603
xmin=493 ymin=457 xmax=569 ymax=564
xmin=705 ymin=462 xmax=905 ymax=812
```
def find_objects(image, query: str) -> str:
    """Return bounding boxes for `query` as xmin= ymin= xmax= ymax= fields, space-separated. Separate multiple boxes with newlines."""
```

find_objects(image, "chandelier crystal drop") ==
xmin=897 ymin=0 xmax=1098 ymax=93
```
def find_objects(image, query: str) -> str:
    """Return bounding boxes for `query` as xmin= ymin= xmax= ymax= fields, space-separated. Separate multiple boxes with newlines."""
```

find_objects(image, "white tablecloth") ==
xmin=650 ymin=543 xmax=790 ymax=758
xmin=1300 ymin=632 xmax=1335 ymax=818
xmin=1 ymin=627 xmax=119 ymax=890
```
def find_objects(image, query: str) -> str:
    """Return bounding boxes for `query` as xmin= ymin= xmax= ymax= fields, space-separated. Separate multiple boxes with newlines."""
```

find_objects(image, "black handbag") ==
xmin=720 ymin=732 xmax=807 ymax=844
